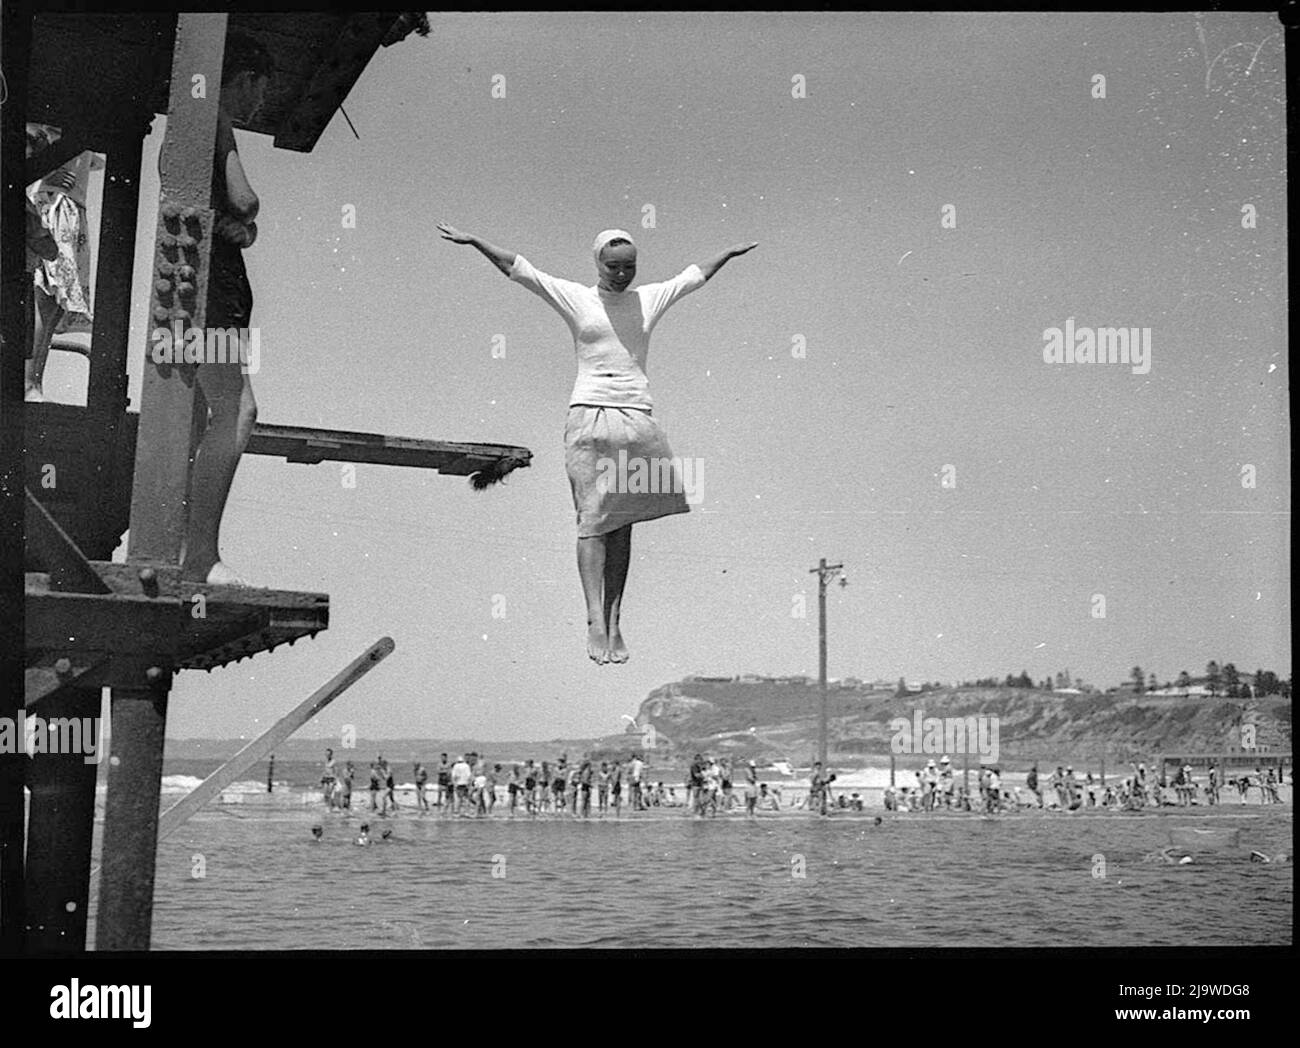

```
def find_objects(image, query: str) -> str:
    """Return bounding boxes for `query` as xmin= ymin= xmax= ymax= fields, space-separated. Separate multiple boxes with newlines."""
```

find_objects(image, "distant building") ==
xmin=1146 ymin=684 xmax=1214 ymax=697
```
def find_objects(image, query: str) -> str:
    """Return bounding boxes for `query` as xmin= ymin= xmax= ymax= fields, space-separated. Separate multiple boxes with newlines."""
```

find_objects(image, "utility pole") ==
xmin=809 ymin=557 xmax=846 ymax=770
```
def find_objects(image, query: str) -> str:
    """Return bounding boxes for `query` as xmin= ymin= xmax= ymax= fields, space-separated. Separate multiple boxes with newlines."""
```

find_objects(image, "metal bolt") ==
xmin=54 ymin=658 xmax=72 ymax=678
xmin=146 ymin=666 xmax=164 ymax=683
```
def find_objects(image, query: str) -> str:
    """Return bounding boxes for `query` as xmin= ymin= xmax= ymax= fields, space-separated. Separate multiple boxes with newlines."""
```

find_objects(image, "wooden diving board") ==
xmin=246 ymin=422 xmax=533 ymax=484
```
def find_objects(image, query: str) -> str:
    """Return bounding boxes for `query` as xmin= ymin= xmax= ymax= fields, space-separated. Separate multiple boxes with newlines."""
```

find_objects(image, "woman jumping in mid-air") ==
xmin=438 ymin=222 xmax=756 ymax=664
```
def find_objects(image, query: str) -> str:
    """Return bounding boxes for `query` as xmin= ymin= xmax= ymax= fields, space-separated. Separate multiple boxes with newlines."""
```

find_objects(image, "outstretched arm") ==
xmin=438 ymin=223 xmax=517 ymax=275
xmin=698 ymin=241 xmax=758 ymax=281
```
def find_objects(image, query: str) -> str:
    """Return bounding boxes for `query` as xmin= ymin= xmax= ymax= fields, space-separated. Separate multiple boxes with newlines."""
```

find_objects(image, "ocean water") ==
xmin=84 ymin=807 xmax=1291 ymax=949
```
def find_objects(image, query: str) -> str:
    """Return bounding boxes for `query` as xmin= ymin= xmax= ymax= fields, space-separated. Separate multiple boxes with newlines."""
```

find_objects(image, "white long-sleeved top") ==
xmin=509 ymin=254 xmax=705 ymax=410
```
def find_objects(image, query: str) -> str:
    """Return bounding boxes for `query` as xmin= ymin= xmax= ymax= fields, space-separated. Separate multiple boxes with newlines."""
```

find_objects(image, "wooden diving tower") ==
xmin=3 ymin=12 xmax=531 ymax=953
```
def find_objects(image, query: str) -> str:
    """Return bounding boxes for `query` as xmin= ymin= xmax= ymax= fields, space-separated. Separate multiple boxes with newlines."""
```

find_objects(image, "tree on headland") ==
xmin=1206 ymin=661 xmax=1221 ymax=697
xmin=1176 ymin=670 xmax=1191 ymax=691
xmin=1130 ymin=666 xmax=1144 ymax=693
xmin=1222 ymin=663 xmax=1240 ymax=697
xmin=1148 ymin=672 xmax=1158 ymax=692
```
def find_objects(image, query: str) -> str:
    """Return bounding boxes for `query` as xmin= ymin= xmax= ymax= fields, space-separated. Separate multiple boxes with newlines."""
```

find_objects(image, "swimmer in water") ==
xmin=311 ymin=825 xmax=323 ymax=840
xmin=355 ymin=823 xmax=371 ymax=846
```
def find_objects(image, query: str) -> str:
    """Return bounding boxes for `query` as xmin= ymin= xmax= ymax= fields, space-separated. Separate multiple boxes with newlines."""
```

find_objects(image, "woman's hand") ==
xmin=437 ymin=222 xmax=475 ymax=244
xmin=45 ymin=168 xmax=77 ymax=193
xmin=440 ymin=225 xmax=517 ymax=274
xmin=700 ymin=241 xmax=758 ymax=281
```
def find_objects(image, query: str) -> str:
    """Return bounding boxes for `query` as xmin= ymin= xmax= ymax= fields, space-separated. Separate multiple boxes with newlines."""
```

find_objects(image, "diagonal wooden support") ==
xmin=92 ymin=637 xmax=395 ymax=940
xmin=156 ymin=636 xmax=395 ymax=840
xmin=25 ymin=658 xmax=112 ymax=708
xmin=25 ymin=489 xmax=110 ymax=594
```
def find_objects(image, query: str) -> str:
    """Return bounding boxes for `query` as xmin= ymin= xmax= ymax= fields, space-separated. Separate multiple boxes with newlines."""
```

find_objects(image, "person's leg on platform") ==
xmin=578 ymin=534 xmax=608 ymax=663
xmin=26 ymin=289 xmax=62 ymax=401
xmin=185 ymin=362 xmax=257 ymax=584
xmin=603 ymin=524 xmax=632 ymax=663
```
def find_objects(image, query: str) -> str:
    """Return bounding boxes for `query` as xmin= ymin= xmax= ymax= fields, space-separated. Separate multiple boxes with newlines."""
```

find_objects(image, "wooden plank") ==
xmin=36 ymin=562 xmax=328 ymax=608
xmin=246 ymin=421 xmax=533 ymax=473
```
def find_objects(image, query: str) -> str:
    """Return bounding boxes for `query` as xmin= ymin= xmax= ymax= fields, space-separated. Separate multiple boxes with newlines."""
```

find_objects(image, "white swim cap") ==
xmin=593 ymin=228 xmax=635 ymax=262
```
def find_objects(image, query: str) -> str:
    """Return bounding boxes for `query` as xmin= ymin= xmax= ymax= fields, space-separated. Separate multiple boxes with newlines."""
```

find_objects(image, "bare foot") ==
xmin=25 ymin=387 xmax=45 ymax=403
xmin=606 ymin=628 xmax=629 ymax=663
xmin=205 ymin=560 xmax=252 ymax=587
xmin=586 ymin=620 xmax=608 ymax=664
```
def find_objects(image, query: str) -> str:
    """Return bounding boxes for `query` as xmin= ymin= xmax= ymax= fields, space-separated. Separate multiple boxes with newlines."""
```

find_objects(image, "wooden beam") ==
xmin=95 ymin=676 xmax=170 ymax=951
xmin=125 ymin=12 xmax=226 ymax=565
xmin=25 ymin=571 xmax=329 ymax=672
xmin=1 ymin=0 xmax=34 ymax=957
xmin=23 ymin=685 xmax=103 ymax=952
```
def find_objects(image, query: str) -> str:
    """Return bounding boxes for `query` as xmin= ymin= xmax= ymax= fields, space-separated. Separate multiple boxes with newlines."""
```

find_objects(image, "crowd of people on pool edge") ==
xmin=313 ymin=750 xmax=880 ymax=819
xmin=884 ymin=756 xmax=1289 ymax=813
xmin=314 ymin=749 xmax=1289 ymax=822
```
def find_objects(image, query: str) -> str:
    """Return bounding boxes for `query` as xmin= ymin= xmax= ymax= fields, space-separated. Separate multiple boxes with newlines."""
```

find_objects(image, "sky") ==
xmin=49 ymin=12 xmax=1288 ymax=741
